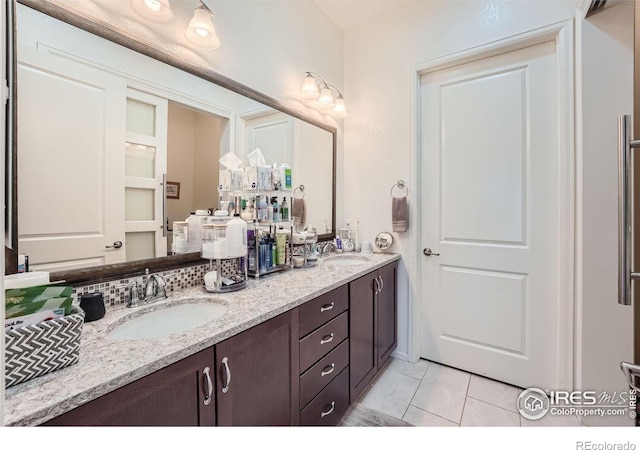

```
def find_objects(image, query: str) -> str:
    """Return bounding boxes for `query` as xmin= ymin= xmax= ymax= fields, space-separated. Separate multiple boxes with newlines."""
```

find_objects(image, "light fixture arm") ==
xmin=326 ymin=84 xmax=344 ymax=99
xmin=305 ymin=71 xmax=330 ymax=89
xmin=198 ymin=0 xmax=214 ymax=16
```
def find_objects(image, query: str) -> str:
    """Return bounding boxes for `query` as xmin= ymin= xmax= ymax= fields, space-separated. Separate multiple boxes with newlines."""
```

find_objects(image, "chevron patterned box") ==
xmin=5 ymin=306 xmax=84 ymax=388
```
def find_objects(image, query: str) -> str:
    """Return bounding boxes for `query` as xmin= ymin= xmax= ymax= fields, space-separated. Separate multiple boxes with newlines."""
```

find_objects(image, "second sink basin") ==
xmin=107 ymin=302 xmax=228 ymax=341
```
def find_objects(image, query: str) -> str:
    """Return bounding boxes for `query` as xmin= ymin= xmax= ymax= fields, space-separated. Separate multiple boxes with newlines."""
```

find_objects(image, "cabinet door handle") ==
xmin=202 ymin=367 xmax=213 ymax=406
xmin=373 ymin=277 xmax=380 ymax=294
xmin=320 ymin=333 xmax=334 ymax=345
xmin=320 ymin=302 xmax=335 ymax=312
xmin=321 ymin=363 xmax=335 ymax=377
xmin=321 ymin=401 xmax=335 ymax=418
xmin=378 ymin=276 xmax=384 ymax=291
xmin=221 ymin=356 xmax=232 ymax=394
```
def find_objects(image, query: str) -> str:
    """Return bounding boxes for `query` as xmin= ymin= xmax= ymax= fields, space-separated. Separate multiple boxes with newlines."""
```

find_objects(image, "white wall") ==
xmin=342 ymin=1 xmax=577 ymax=361
xmin=577 ymin=1 xmax=634 ymax=426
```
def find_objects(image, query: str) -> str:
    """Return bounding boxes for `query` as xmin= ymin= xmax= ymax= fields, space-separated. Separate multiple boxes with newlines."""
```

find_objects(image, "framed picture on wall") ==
xmin=166 ymin=181 xmax=180 ymax=199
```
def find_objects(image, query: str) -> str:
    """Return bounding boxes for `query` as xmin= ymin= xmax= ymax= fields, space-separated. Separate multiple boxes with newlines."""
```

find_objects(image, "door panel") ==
xmin=17 ymin=46 xmax=126 ymax=271
xmin=420 ymin=41 xmax=558 ymax=389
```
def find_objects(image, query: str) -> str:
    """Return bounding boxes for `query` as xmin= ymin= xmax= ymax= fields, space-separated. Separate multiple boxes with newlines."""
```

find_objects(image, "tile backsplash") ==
xmin=72 ymin=263 xmax=210 ymax=309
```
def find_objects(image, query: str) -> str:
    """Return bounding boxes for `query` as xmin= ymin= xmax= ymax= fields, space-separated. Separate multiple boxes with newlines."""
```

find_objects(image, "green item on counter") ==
xmin=275 ymin=232 xmax=287 ymax=265
xmin=5 ymin=285 xmax=74 ymax=319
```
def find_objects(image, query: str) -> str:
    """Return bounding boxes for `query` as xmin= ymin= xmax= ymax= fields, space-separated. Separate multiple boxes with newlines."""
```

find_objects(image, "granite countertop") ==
xmin=4 ymin=252 xmax=400 ymax=426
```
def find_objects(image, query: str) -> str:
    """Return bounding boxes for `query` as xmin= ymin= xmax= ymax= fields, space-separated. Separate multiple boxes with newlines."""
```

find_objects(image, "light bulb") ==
xmin=130 ymin=0 xmax=174 ymax=23
xmin=318 ymin=86 xmax=334 ymax=109
xmin=185 ymin=8 xmax=220 ymax=50
xmin=333 ymin=97 xmax=347 ymax=118
xmin=301 ymin=74 xmax=320 ymax=100
xmin=144 ymin=0 xmax=161 ymax=12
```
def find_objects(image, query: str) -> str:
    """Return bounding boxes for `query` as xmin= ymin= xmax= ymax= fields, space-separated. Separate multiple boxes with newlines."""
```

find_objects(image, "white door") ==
xmin=17 ymin=46 xmax=127 ymax=271
xmin=420 ymin=41 xmax=558 ymax=389
xmin=124 ymin=88 xmax=168 ymax=261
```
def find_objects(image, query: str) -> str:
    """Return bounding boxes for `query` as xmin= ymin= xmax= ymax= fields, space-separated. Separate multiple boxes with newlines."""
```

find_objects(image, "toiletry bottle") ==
xmin=280 ymin=163 xmax=292 ymax=190
xmin=258 ymin=196 xmax=268 ymax=222
xmin=265 ymin=236 xmax=272 ymax=268
xmin=259 ymin=235 xmax=267 ymax=274
xmin=271 ymin=196 xmax=280 ymax=223
xmin=266 ymin=195 xmax=273 ymax=222
xmin=281 ymin=197 xmax=289 ymax=221
xmin=247 ymin=226 xmax=256 ymax=272
xmin=271 ymin=238 xmax=277 ymax=267
xmin=336 ymin=236 xmax=343 ymax=253
xmin=271 ymin=163 xmax=281 ymax=190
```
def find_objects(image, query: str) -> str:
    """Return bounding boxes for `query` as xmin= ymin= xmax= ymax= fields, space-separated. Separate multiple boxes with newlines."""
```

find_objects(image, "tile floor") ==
xmin=341 ymin=357 xmax=582 ymax=427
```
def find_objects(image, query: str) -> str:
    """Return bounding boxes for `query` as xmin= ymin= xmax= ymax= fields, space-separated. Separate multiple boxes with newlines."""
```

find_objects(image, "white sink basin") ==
xmin=323 ymin=255 xmax=370 ymax=267
xmin=107 ymin=302 xmax=228 ymax=341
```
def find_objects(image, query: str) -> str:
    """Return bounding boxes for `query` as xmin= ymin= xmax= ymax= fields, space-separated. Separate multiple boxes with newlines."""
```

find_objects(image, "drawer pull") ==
xmin=320 ymin=333 xmax=334 ymax=345
xmin=221 ymin=356 xmax=232 ymax=394
xmin=321 ymin=363 xmax=335 ymax=377
xmin=320 ymin=302 xmax=335 ymax=312
xmin=202 ymin=367 xmax=213 ymax=406
xmin=321 ymin=401 xmax=336 ymax=418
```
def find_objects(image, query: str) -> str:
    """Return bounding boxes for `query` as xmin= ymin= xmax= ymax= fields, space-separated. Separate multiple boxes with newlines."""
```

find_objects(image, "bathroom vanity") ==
xmin=4 ymin=254 xmax=399 ymax=426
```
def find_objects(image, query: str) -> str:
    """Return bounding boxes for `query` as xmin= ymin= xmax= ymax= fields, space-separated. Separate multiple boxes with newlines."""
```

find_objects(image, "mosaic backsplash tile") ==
xmin=72 ymin=263 xmax=212 ymax=309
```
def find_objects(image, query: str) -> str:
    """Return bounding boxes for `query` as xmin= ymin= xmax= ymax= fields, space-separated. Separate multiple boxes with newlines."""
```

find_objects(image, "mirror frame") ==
xmin=8 ymin=0 xmax=337 ymax=284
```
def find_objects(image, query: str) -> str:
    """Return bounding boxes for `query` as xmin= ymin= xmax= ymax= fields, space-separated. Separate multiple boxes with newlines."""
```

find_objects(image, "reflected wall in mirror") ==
xmin=12 ymin=0 xmax=336 ymax=277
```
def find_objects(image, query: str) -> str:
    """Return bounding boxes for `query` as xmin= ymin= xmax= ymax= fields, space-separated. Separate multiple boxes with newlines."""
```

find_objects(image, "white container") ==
xmin=208 ymin=210 xmax=230 ymax=225
xmin=212 ymin=224 xmax=228 ymax=259
xmin=226 ymin=217 xmax=248 ymax=258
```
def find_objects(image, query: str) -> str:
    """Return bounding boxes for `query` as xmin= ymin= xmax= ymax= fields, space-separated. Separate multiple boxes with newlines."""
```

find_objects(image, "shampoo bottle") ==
xmin=280 ymin=163 xmax=292 ymax=190
xmin=281 ymin=197 xmax=289 ymax=221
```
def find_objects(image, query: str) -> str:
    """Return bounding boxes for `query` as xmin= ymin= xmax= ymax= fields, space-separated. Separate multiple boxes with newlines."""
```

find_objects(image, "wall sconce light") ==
xmin=131 ymin=0 xmax=221 ymax=50
xmin=184 ymin=1 xmax=220 ymax=50
xmin=300 ymin=72 xmax=347 ymax=118
xmin=130 ymin=0 xmax=174 ymax=23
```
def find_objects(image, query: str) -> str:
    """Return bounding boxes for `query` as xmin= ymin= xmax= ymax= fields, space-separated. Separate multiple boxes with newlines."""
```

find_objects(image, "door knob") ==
xmin=423 ymin=248 xmax=440 ymax=256
xmin=105 ymin=241 xmax=123 ymax=249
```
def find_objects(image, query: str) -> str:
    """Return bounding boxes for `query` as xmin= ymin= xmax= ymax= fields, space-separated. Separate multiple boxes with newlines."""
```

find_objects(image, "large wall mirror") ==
xmin=8 ymin=0 xmax=336 ymax=282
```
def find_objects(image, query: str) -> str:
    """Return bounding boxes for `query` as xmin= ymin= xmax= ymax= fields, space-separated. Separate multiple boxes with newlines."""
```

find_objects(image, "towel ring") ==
xmin=294 ymin=185 xmax=305 ymax=199
xmin=390 ymin=180 xmax=408 ymax=198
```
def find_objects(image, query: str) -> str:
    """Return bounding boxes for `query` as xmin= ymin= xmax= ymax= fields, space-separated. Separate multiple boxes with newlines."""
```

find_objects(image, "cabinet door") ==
xmin=349 ymin=270 xmax=378 ymax=402
xmin=215 ymin=309 xmax=300 ymax=426
xmin=43 ymin=348 xmax=216 ymax=426
xmin=377 ymin=262 xmax=398 ymax=368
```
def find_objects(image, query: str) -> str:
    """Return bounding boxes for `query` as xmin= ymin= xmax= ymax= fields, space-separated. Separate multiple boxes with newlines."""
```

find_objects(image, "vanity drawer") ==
xmin=299 ymin=284 xmax=348 ymax=338
xmin=300 ymin=339 xmax=349 ymax=408
xmin=300 ymin=367 xmax=349 ymax=426
xmin=299 ymin=312 xmax=348 ymax=374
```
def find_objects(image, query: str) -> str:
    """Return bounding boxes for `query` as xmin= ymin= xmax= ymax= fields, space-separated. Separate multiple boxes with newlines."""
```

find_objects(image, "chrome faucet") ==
xmin=144 ymin=273 xmax=168 ymax=302
xmin=318 ymin=241 xmax=337 ymax=257
xmin=115 ymin=269 xmax=173 ymax=308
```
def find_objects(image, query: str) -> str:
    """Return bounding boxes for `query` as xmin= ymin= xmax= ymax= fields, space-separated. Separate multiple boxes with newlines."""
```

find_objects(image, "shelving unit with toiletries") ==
xmin=218 ymin=186 xmax=300 ymax=279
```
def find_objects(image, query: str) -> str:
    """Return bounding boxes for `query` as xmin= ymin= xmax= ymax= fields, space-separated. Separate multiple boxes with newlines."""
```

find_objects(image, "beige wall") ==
xmin=167 ymin=102 xmax=225 ymax=227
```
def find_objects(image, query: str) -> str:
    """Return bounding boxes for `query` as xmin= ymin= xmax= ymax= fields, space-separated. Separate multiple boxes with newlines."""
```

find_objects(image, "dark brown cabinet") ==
xmin=377 ymin=262 xmax=398 ymax=368
xmin=43 ymin=347 xmax=216 ymax=426
xmin=298 ymin=285 xmax=350 ymax=426
xmin=349 ymin=261 xmax=398 ymax=403
xmin=215 ymin=308 xmax=300 ymax=426
xmin=42 ymin=260 xmax=397 ymax=427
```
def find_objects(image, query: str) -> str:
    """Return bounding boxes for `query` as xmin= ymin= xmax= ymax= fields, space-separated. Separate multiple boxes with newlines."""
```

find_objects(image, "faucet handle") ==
xmin=114 ymin=281 xmax=140 ymax=307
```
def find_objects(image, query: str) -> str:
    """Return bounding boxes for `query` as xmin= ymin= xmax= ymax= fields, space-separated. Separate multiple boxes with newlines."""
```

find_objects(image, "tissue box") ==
xmin=243 ymin=166 xmax=273 ymax=190
xmin=219 ymin=169 xmax=244 ymax=191
xmin=5 ymin=305 xmax=84 ymax=388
